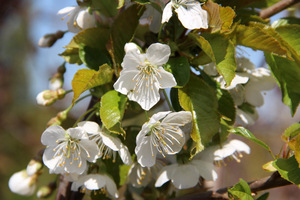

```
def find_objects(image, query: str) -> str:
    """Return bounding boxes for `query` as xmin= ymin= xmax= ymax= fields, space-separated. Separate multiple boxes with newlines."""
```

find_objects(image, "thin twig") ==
xmin=170 ymin=172 xmax=291 ymax=200
xmin=259 ymin=0 xmax=300 ymax=19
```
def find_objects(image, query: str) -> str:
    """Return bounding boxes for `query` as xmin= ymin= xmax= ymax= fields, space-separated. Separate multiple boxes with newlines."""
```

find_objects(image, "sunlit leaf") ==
xmin=273 ymin=156 xmax=300 ymax=187
xmin=189 ymin=33 xmax=236 ymax=86
xmin=100 ymin=90 xmax=127 ymax=136
xmin=59 ymin=48 xmax=82 ymax=65
xmin=178 ymin=75 xmax=220 ymax=156
xmin=231 ymin=127 xmax=271 ymax=151
xmin=71 ymin=64 xmax=113 ymax=103
xmin=228 ymin=179 xmax=254 ymax=200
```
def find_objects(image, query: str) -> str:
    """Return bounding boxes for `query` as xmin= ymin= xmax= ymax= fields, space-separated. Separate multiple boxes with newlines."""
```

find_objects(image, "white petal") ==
xmin=57 ymin=6 xmax=76 ymax=15
xmin=170 ymin=164 xmax=200 ymax=189
xmin=124 ymin=43 xmax=141 ymax=54
xmin=150 ymin=111 xmax=171 ymax=122
xmin=84 ymin=174 xmax=106 ymax=190
xmin=146 ymin=43 xmax=171 ymax=66
xmin=157 ymin=67 xmax=177 ymax=88
xmin=236 ymin=108 xmax=258 ymax=126
xmin=103 ymin=175 xmax=119 ymax=198
xmin=155 ymin=167 xmax=171 ymax=187
xmin=225 ymin=74 xmax=249 ymax=90
xmin=176 ymin=2 xmax=208 ymax=29
xmin=67 ymin=127 xmax=89 ymax=140
xmin=78 ymin=140 xmax=100 ymax=162
xmin=43 ymin=147 xmax=62 ymax=173
xmin=136 ymin=123 xmax=151 ymax=148
xmin=162 ymin=111 xmax=192 ymax=125
xmin=64 ymin=158 xmax=87 ymax=174
xmin=119 ymin=144 xmax=133 ymax=165
xmin=122 ymin=51 xmax=146 ymax=70
xmin=229 ymin=139 xmax=251 ymax=154
xmin=113 ymin=70 xmax=140 ymax=95
xmin=41 ymin=125 xmax=65 ymax=146
xmin=135 ymin=137 xmax=157 ymax=167
xmin=76 ymin=8 xmax=96 ymax=30
xmin=66 ymin=7 xmax=82 ymax=33
xmin=101 ymin=132 xmax=122 ymax=151
xmin=77 ymin=121 xmax=101 ymax=134
xmin=161 ymin=2 xmax=173 ymax=23
xmin=192 ymin=160 xmax=218 ymax=181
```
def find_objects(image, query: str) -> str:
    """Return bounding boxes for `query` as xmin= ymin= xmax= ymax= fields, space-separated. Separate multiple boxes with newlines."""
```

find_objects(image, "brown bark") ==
xmin=259 ymin=0 xmax=300 ymax=19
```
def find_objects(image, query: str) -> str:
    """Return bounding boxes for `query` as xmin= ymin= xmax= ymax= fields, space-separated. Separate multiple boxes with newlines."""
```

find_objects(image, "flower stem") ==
xmin=145 ymin=111 xmax=149 ymax=120
xmin=163 ymin=89 xmax=174 ymax=112
xmin=73 ymin=107 xmax=97 ymax=127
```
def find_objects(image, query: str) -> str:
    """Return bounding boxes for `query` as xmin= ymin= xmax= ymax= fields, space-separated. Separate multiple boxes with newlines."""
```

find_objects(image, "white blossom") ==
xmin=71 ymin=174 xmax=119 ymax=199
xmin=77 ymin=121 xmax=132 ymax=165
xmin=128 ymin=160 xmax=164 ymax=188
xmin=162 ymin=0 xmax=208 ymax=30
xmin=41 ymin=125 xmax=99 ymax=175
xmin=198 ymin=139 xmax=250 ymax=166
xmin=135 ymin=111 xmax=192 ymax=167
xmin=8 ymin=170 xmax=37 ymax=196
xmin=58 ymin=6 xmax=96 ymax=33
xmin=155 ymin=159 xmax=217 ymax=189
xmin=114 ymin=43 xmax=177 ymax=110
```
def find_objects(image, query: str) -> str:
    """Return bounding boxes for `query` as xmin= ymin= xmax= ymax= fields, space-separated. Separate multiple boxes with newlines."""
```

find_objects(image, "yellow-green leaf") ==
xmin=178 ymin=75 xmax=220 ymax=157
xmin=71 ymin=64 xmax=113 ymax=104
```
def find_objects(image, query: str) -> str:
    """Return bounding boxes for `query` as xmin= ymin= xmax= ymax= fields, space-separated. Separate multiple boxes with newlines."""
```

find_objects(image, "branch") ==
xmin=259 ymin=0 xmax=300 ymax=19
xmin=170 ymin=172 xmax=291 ymax=200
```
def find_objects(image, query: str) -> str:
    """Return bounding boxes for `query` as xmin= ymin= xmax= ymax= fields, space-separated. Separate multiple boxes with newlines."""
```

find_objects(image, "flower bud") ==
xmin=46 ymin=109 xmax=69 ymax=127
xmin=26 ymin=159 xmax=43 ymax=176
xmin=49 ymin=63 xmax=66 ymax=90
xmin=38 ymin=31 xmax=65 ymax=48
xmin=36 ymin=88 xmax=66 ymax=106
xmin=8 ymin=170 xmax=38 ymax=196
xmin=36 ymin=182 xmax=56 ymax=199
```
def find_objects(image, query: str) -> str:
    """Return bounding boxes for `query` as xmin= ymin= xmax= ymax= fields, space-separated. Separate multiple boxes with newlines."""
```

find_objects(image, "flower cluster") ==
xmin=203 ymin=57 xmax=276 ymax=126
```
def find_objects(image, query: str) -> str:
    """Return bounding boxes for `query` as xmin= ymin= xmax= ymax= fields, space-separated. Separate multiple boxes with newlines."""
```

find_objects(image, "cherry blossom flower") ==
xmin=198 ymin=139 xmax=251 ymax=166
xmin=135 ymin=111 xmax=192 ymax=167
xmin=162 ymin=0 xmax=208 ymax=30
xmin=155 ymin=159 xmax=217 ymax=189
xmin=114 ymin=43 xmax=177 ymax=110
xmin=128 ymin=160 xmax=164 ymax=188
xmin=8 ymin=170 xmax=38 ymax=196
xmin=58 ymin=6 xmax=96 ymax=33
xmin=71 ymin=174 xmax=119 ymax=199
xmin=41 ymin=125 xmax=99 ymax=175
xmin=77 ymin=121 xmax=132 ymax=165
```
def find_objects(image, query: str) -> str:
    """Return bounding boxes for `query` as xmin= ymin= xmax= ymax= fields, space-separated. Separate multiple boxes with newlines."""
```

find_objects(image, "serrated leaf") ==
xmin=59 ymin=48 xmax=82 ymax=65
xmin=231 ymin=127 xmax=271 ymax=151
xmin=71 ymin=64 xmax=113 ymax=103
xmin=100 ymin=90 xmax=127 ymax=136
xmin=272 ymin=156 xmax=300 ymax=187
xmin=265 ymin=53 xmax=300 ymax=115
xmin=272 ymin=17 xmax=300 ymax=29
xmin=232 ymin=24 xmax=290 ymax=59
xmin=217 ymin=89 xmax=236 ymax=125
xmin=203 ymin=1 xmax=235 ymax=32
xmin=165 ymin=57 xmax=190 ymax=87
xmin=91 ymin=0 xmax=118 ymax=17
xmin=111 ymin=4 xmax=145 ymax=64
xmin=228 ymin=179 xmax=254 ymax=200
xmin=283 ymin=122 xmax=300 ymax=139
xmin=189 ymin=33 xmax=236 ymax=86
xmin=178 ymin=75 xmax=220 ymax=156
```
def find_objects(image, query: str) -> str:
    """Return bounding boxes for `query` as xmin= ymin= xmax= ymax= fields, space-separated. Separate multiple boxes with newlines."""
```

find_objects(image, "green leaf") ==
xmin=59 ymin=48 xmax=82 ymax=65
xmin=273 ymin=156 xmax=300 ymax=187
xmin=61 ymin=28 xmax=111 ymax=68
xmin=228 ymin=179 xmax=254 ymax=200
xmin=265 ymin=53 xmax=300 ymax=115
xmin=91 ymin=0 xmax=118 ymax=17
xmin=232 ymin=24 xmax=290 ymax=59
xmin=231 ymin=127 xmax=271 ymax=151
xmin=178 ymin=75 xmax=220 ymax=156
xmin=189 ymin=33 xmax=236 ymax=86
xmin=256 ymin=192 xmax=269 ymax=200
xmin=119 ymin=164 xmax=131 ymax=185
xmin=217 ymin=89 xmax=236 ymax=125
xmin=165 ymin=57 xmax=190 ymax=87
xmin=170 ymin=88 xmax=182 ymax=112
xmin=100 ymin=90 xmax=127 ymax=136
xmin=272 ymin=17 xmax=300 ymax=29
xmin=111 ymin=4 xmax=145 ymax=64
xmin=71 ymin=64 xmax=113 ymax=103
xmin=283 ymin=122 xmax=300 ymax=139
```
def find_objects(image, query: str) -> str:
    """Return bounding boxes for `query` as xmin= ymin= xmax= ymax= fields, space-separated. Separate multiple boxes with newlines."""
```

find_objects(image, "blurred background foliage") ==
xmin=0 ymin=0 xmax=300 ymax=200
